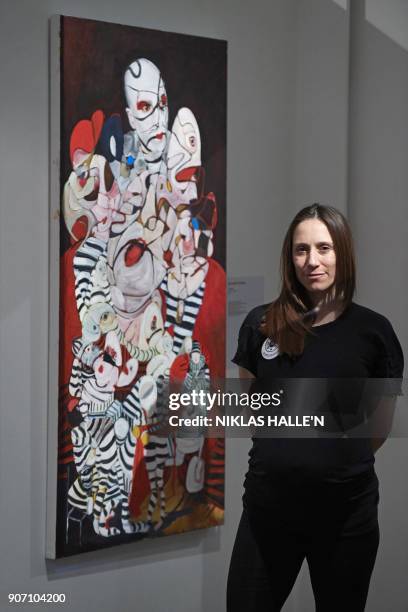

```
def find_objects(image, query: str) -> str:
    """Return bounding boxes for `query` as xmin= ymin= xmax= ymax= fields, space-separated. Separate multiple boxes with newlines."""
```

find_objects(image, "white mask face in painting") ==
xmin=111 ymin=170 xmax=147 ymax=236
xmin=167 ymin=108 xmax=201 ymax=194
xmin=124 ymin=59 xmax=169 ymax=162
xmin=107 ymin=222 xmax=166 ymax=317
xmin=138 ymin=375 xmax=158 ymax=415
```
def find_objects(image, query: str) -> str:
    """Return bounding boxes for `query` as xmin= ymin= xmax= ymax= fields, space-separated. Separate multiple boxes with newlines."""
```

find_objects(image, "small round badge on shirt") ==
xmin=261 ymin=338 xmax=280 ymax=360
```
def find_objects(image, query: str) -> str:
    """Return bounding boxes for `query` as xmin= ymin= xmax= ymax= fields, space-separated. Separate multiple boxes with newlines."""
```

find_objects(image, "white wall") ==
xmin=290 ymin=0 xmax=350 ymax=215
xmin=0 ymin=1 xmax=298 ymax=611
xmin=348 ymin=1 xmax=408 ymax=610
xmin=366 ymin=0 xmax=408 ymax=53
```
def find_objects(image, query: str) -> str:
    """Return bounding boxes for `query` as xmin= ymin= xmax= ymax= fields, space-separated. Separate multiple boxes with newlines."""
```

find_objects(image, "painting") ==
xmin=47 ymin=15 xmax=226 ymax=558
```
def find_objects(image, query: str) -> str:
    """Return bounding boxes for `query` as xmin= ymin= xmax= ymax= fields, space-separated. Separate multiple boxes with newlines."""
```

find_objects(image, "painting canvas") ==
xmin=47 ymin=15 xmax=226 ymax=558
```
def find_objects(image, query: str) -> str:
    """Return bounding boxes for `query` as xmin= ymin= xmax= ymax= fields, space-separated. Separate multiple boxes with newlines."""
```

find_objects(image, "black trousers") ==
xmin=227 ymin=502 xmax=379 ymax=612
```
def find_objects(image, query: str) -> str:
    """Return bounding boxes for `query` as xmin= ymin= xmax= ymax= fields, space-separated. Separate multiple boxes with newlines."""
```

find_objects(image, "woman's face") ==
xmin=292 ymin=219 xmax=336 ymax=300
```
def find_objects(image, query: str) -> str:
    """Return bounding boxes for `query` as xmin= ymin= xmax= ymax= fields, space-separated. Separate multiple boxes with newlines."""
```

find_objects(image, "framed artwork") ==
xmin=47 ymin=15 xmax=226 ymax=558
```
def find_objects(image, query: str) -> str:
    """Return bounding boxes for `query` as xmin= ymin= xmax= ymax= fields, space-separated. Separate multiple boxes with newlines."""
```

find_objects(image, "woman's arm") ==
xmin=370 ymin=396 xmax=397 ymax=453
xmin=239 ymin=366 xmax=255 ymax=380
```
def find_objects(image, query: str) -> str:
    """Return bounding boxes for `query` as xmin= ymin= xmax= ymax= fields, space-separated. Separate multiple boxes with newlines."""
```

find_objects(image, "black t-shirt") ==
xmin=232 ymin=302 xmax=404 ymax=535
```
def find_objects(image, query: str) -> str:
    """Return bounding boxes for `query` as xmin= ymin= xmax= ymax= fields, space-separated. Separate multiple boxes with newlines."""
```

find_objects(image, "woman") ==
xmin=227 ymin=204 xmax=404 ymax=612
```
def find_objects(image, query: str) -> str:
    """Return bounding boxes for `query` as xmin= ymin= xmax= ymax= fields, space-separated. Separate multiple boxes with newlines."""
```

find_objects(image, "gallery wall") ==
xmin=0 ymin=0 xmax=300 ymax=610
xmin=0 ymin=0 xmax=406 ymax=610
xmin=348 ymin=1 xmax=408 ymax=610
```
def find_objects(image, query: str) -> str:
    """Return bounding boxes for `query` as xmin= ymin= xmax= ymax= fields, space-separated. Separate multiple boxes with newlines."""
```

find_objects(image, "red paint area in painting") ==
xmin=70 ymin=216 xmax=89 ymax=243
xmin=163 ymin=249 xmax=174 ymax=267
xmin=136 ymin=101 xmax=151 ymax=111
xmin=69 ymin=109 xmax=104 ymax=163
xmin=176 ymin=166 xmax=199 ymax=182
xmin=67 ymin=398 xmax=80 ymax=412
xmin=124 ymin=240 xmax=146 ymax=266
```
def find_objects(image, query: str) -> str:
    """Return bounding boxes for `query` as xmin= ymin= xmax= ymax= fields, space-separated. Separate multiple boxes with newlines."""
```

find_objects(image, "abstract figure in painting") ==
xmin=59 ymin=45 xmax=225 ymax=554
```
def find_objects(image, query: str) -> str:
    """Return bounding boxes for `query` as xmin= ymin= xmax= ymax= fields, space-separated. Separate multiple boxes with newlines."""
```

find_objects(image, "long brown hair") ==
xmin=264 ymin=204 xmax=356 ymax=356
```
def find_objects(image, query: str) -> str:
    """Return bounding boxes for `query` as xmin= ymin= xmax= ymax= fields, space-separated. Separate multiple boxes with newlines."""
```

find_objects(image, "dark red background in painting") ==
xmin=60 ymin=15 xmax=227 ymax=265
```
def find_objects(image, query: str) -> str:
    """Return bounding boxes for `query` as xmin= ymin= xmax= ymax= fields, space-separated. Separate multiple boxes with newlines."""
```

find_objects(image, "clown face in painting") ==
xmin=124 ymin=58 xmax=169 ymax=167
